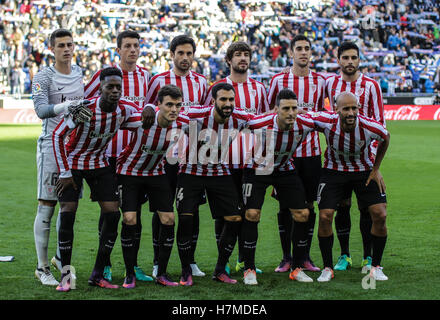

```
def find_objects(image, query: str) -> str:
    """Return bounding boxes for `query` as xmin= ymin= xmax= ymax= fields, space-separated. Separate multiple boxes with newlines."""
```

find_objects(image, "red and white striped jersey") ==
xmin=325 ymin=73 xmax=385 ymax=125
xmin=179 ymin=106 xmax=253 ymax=176
xmin=203 ymin=76 xmax=270 ymax=114
xmin=145 ymin=70 xmax=208 ymax=108
xmin=52 ymin=97 xmax=142 ymax=178
xmin=84 ymin=64 xmax=149 ymax=158
xmin=203 ymin=76 xmax=269 ymax=167
xmin=267 ymin=70 xmax=327 ymax=157
xmin=307 ymin=111 xmax=388 ymax=172
xmin=117 ymin=111 xmax=189 ymax=177
xmin=245 ymin=113 xmax=315 ymax=172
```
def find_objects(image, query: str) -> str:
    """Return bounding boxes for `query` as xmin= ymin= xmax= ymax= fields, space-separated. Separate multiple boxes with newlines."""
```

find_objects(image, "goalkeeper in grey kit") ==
xmin=32 ymin=29 xmax=92 ymax=286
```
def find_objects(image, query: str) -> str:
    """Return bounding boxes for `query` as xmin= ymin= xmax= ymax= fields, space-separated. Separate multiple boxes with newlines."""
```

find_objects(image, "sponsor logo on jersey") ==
xmin=141 ymin=145 xmax=167 ymax=155
xmin=122 ymin=96 xmax=145 ymax=102
xmin=89 ymin=131 xmax=115 ymax=139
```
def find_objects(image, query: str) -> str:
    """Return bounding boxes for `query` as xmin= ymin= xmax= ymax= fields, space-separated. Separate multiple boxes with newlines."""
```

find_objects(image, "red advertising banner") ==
xmin=1 ymin=105 xmax=440 ymax=124
xmin=382 ymin=105 xmax=440 ymax=121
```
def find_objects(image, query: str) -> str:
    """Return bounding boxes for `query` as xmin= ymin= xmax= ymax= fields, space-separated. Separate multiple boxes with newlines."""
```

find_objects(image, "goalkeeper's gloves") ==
xmin=53 ymin=99 xmax=93 ymax=123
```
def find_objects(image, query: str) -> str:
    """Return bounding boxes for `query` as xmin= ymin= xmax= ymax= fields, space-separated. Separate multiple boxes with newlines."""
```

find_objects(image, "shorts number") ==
xmin=242 ymin=183 xmax=253 ymax=198
xmin=47 ymin=172 xmax=59 ymax=186
xmin=176 ymin=187 xmax=184 ymax=202
xmin=316 ymin=183 xmax=326 ymax=204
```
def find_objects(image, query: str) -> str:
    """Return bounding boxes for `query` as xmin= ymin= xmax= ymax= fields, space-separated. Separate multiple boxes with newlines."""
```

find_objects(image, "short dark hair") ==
xmin=100 ymin=67 xmax=123 ymax=81
xmin=117 ymin=30 xmax=140 ymax=49
xmin=211 ymin=82 xmax=235 ymax=100
xmin=157 ymin=84 xmax=183 ymax=103
xmin=290 ymin=34 xmax=311 ymax=51
xmin=49 ymin=29 xmax=73 ymax=47
xmin=275 ymin=88 xmax=297 ymax=106
xmin=225 ymin=41 xmax=252 ymax=65
xmin=337 ymin=41 xmax=359 ymax=59
xmin=170 ymin=35 xmax=196 ymax=54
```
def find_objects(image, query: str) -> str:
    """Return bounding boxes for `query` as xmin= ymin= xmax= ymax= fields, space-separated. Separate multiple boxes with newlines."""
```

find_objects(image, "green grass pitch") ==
xmin=0 ymin=121 xmax=439 ymax=300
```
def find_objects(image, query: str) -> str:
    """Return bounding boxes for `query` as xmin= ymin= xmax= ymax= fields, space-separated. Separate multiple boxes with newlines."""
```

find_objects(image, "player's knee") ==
xmin=158 ymin=211 xmax=175 ymax=226
xmin=291 ymin=208 xmax=309 ymax=222
xmin=59 ymin=201 xmax=78 ymax=213
xmin=39 ymin=200 xmax=57 ymax=207
xmin=369 ymin=204 xmax=387 ymax=224
xmin=338 ymin=198 xmax=351 ymax=207
xmin=123 ymin=211 xmax=137 ymax=225
xmin=319 ymin=210 xmax=334 ymax=227
xmin=245 ymin=209 xmax=260 ymax=222
xmin=224 ymin=215 xmax=242 ymax=222
xmin=99 ymin=201 xmax=119 ymax=213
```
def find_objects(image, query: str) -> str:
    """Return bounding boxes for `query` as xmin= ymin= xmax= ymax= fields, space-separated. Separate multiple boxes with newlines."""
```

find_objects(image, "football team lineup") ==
xmin=1 ymin=25 xmax=437 ymax=303
xmin=28 ymin=28 xmax=392 ymax=293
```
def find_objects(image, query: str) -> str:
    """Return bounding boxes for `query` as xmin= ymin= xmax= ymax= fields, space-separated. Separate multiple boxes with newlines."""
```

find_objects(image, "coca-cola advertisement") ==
xmin=383 ymin=105 xmax=440 ymax=121
xmin=0 ymin=108 xmax=42 ymax=124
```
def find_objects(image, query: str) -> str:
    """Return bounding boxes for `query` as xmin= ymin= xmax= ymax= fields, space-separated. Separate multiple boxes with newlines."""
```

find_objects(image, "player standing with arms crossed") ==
xmin=267 ymin=35 xmax=326 ymax=273
xmin=84 ymin=30 xmax=152 ymax=282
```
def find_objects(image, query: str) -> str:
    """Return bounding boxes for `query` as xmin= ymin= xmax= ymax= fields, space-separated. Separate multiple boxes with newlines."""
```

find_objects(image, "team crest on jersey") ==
xmin=310 ymin=84 xmax=316 ymax=93
xmin=193 ymin=83 xmax=199 ymax=92
xmin=250 ymin=89 xmax=257 ymax=98
xmin=357 ymin=140 xmax=365 ymax=148
xmin=119 ymin=118 xmax=124 ymax=125
xmin=295 ymin=135 xmax=302 ymax=143
xmin=356 ymin=88 xmax=364 ymax=97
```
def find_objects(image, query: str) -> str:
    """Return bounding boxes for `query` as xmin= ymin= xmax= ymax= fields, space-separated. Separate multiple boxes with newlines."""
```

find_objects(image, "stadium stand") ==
xmin=1 ymin=0 xmax=440 ymax=97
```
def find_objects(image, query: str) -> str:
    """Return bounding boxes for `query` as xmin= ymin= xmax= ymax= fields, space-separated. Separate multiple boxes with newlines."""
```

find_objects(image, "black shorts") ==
xmin=317 ymin=169 xmax=387 ymax=210
xmin=271 ymin=155 xmax=322 ymax=204
xmin=293 ymin=155 xmax=322 ymax=202
xmin=165 ymin=162 xmax=206 ymax=205
xmin=243 ymin=169 xmax=307 ymax=211
xmin=118 ymin=174 xmax=174 ymax=213
xmin=58 ymin=166 xmax=119 ymax=202
xmin=176 ymin=173 xmax=241 ymax=219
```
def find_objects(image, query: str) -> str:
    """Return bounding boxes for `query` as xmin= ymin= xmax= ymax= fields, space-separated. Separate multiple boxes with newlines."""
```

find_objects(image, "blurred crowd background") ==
xmin=2 ymin=0 xmax=440 ymax=98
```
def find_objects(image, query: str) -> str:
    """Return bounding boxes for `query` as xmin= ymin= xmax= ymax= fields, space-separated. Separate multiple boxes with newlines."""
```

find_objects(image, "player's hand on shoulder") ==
xmin=142 ymin=104 xmax=156 ymax=129
xmin=69 ymin=99 xmax=93 ymax=124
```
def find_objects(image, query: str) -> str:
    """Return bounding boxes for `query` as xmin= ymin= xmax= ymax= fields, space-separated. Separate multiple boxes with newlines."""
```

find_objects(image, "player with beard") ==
xmin=267 ymin=35 xmax=326 ymax=274
xmin=325 ymin=42 xmax=385 ymax=272
xmin=204 ymin=42 xmax=269 ymax=275
xmin=176 ymin=82 xmax=254 ymax=286
xmin=308 ymin=92 xmax=390 ymax=282
xmin=146 ymin=35 xmax=208 ymax=278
